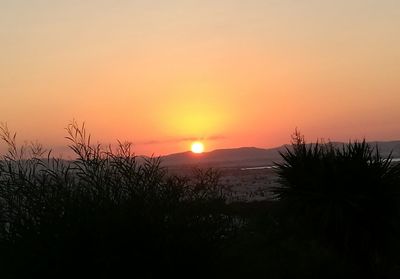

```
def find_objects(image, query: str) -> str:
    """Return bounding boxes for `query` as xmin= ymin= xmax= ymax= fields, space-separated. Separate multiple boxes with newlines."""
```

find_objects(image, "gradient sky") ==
xmin=1 ymin=0 xmax=400 ymax=156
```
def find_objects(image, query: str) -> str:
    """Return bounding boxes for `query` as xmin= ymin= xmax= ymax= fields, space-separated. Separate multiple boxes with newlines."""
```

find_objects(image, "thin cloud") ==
xmin=138 ymin=135 xmax=226 ymax=145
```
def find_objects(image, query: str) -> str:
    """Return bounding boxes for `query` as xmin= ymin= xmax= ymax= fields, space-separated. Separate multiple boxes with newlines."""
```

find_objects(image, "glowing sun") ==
xmin=191 ymin=142 xmax=204 ymax=154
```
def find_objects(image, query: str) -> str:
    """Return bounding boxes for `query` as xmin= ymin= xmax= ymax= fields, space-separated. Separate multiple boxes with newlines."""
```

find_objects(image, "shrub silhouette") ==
xmin=1 ymin=123 xmax=400 ymax=278
xmin=0 ymin=122 xmax=235 ymax=278
xmin=273 ymin=131 xmax=400 ymax=277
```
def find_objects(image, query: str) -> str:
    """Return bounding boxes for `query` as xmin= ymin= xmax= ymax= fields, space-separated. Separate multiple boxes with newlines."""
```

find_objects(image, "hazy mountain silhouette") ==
xmin=159 ymin=141 xmax=400 ymax=168
xmin=160 ymin=146 xmax=284 ymax=168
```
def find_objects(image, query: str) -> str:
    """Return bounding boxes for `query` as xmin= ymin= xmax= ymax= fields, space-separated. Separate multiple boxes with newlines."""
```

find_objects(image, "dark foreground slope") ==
xmin=1 ymin=124 xmax=400 ymax=279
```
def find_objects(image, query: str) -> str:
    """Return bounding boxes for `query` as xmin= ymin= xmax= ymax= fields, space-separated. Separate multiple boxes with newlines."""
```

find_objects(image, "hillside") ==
xmin=159 ymin=141 xmax=400 ymax=168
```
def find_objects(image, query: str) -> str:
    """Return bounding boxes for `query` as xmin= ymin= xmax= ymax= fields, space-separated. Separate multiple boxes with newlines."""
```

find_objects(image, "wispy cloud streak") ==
xmin=138 ymin=135 xmax=226 ymax=145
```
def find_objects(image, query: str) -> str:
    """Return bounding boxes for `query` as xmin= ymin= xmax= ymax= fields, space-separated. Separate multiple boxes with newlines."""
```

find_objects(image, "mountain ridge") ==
xmin=158 ymin=140 xmax=400 ymax=168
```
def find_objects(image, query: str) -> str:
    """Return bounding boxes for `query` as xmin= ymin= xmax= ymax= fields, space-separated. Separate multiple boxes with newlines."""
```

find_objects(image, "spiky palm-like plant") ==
xmin=274 ymin=131 xmax=400 ymax=275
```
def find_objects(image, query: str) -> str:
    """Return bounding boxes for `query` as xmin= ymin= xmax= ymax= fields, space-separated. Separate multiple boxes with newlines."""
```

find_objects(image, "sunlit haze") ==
xmin=1 ymin=1 xmax=400 ymax=156
xmin=191 ymin=142 xmax=204 ymax=154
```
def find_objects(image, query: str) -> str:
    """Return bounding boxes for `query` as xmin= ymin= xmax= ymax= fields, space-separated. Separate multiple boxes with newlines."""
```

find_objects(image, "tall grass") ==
xmin=0 ymin=122 xmax=235 ymax=278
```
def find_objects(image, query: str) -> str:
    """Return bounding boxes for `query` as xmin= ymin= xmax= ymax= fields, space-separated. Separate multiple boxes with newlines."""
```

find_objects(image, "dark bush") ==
xmin=0 ymin=122 xmax=235 ymax=278
xmin=273 ymin=130 xmax=400 ymax=277
xmin=2 ymin=123 xmax=400 ymax=278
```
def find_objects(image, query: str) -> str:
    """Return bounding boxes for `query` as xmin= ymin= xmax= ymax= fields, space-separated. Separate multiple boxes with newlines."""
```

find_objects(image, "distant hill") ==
xmin=370 ymin=140 xmax=400 ymax=157
xmin=160 ymin=146 xmax=285 ymax=168
xmin=158 ymin=141 xmax=400 ymax=168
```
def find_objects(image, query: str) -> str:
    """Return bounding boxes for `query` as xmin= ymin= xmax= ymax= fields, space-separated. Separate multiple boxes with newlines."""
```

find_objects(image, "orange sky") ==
xmin=1 ymin=1 xmax=400 ymax=156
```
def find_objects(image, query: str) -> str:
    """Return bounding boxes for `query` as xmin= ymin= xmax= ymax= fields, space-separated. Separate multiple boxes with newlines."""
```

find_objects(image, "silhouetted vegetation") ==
xmin=0 ymin=122 xmax=234 ymax=278
xmin=0 ymin=124 xmax=400 ymax=278
xmin=272 ymin=131 xmax=400 ymax=278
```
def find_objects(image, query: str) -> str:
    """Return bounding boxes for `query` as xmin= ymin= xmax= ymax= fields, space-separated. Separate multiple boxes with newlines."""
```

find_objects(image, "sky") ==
xmin=1 ymin=0 xmax=400 ymax=156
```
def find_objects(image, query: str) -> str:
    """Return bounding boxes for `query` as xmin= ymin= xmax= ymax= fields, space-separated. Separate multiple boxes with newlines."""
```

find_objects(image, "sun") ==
xmin=191 ymin=142 xmax=204 ymax=154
